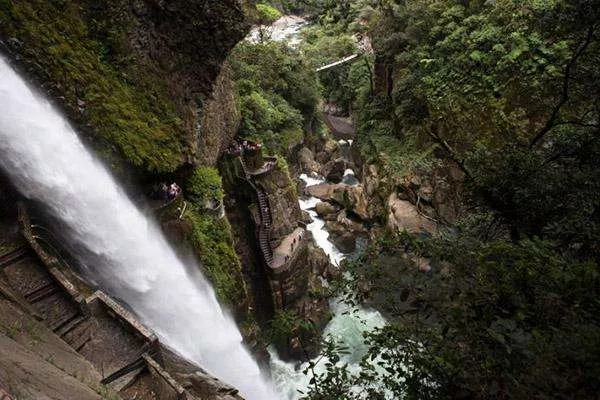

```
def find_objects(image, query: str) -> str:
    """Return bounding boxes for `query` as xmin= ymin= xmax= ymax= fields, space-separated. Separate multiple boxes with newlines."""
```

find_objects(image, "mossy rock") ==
xmin=186 ymin=167 xmax=224 ymax=209
xmin=0 ymin=0 xmax=186 ymax=173
xmin=184 ymin=210 xmax=246 ymax=307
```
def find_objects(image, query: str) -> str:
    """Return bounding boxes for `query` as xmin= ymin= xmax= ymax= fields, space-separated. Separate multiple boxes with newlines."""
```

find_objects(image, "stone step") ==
xmin=50 ymin=310 xmax=80 ymax=332
xmin=25 ymin=282 xmax=59 ymax=303
xmin=62 ymin=317 xmax=94 ymax=349
xmin=33 ymin=292 xmax=80 ymax=330
xmin=68 ymin=323 xmax=93 ymax=351
xmin=55 ymin=314 xmax=87 ymax=337
xmin=0 ymin=246 xmax=29 ymax=269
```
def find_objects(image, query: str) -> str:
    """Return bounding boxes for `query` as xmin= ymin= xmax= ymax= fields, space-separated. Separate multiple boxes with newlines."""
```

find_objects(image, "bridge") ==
xmin=316 ymin=54 xmax=360 ymax=72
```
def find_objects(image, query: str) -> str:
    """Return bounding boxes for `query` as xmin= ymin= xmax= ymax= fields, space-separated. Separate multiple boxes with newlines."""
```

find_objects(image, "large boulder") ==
xmin=387 ymin=193 xmax=437 ymax=234
xmin=314 ymin=201 xmax=340 ymax=218
xmin=307 ymin=183 xmax=371 ymax=221
xmin=306 ymin=182 xmax=345 ymax=201
xmin=331 ymin=185 xmax=370 ymax=221
xmin=315 ymin=139 xmax=340 ymax=164
xmin=298 ymin=147 xmax=320 ymax=174
xmin=319 ymin=158 xmax=346 ymax=183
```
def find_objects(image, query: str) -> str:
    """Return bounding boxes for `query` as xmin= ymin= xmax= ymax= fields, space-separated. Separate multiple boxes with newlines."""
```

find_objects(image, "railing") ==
xmin=236 ymin=158 xmax=274 ymax=265
xmin=316 ymin=54 xmax=359 ymax=72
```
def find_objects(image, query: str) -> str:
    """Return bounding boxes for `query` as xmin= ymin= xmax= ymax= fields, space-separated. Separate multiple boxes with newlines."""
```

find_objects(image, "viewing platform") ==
xmin=230 ymin=139 xmax=305 ymax=274
xmin=270 ymin=227 xmax=306 ymax=273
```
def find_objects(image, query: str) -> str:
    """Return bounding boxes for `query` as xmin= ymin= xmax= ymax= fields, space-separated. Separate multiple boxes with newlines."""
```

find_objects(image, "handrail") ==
xmin=316 ymin=54 xmax=359 ymax=72
xmin=236 ymin=159 xmax=274 ymax=264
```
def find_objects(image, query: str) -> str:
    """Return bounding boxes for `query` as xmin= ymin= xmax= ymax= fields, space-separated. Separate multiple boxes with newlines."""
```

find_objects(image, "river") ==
xmin=270 ymin=168 xmax=386 ymax=399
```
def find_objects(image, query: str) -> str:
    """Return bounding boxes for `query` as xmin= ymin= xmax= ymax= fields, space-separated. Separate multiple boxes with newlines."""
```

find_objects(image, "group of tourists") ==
xmin=150 ymin=182 xmax=181 ymax=202
xmin=225 ymin=139 xmax=263 ymax=157
xmin=283 ymin=234 xmax=303 ymax=263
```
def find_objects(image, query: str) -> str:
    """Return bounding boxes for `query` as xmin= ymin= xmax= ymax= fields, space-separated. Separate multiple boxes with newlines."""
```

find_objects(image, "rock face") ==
xmin=220 ymin=156 xmax=332 ymax=361
xmin=0 ymin=0 xmax=249 ymax=176
xmin=307 ymin=183 xmax=371 ymax=222
xmin=195 ymin=63 xmax=241 ymax=167
xmin=125 ymin=0 xmax=250 ymax=168
xmin=358 ymin=159 xmax=466 ymax=226
xmin=387 ymin=193 xmax=437 ymax=234
xmin=270 ymin=240 xmax=332 ymax=360
xmin=319 ymin=158 xmax=346 ymax=183
xmin=254 ymin=167 xmax=303 ymax=245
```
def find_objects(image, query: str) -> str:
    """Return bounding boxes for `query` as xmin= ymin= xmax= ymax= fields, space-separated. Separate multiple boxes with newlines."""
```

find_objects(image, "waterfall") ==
xmin=0 ymin=57 xmax=276 ymax=400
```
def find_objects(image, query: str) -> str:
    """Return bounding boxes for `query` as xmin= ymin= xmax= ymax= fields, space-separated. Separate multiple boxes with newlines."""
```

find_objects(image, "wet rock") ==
xmin=298 ymin=147 xmax=320 ymax=174
xmin=336 ymin=210 xmax=367 ymax=234
xmin=319 ymin=158 xmax=346 ymax=183
xmin=306 ymin=182 xmax=345 ymax=200
xmin=307 ymin=183 xmax=371 ymax=221
xmin=176 ymin=370 xmax=242 ymax=400
xmin=387 ymin=193 xmax=437 ymax=234
xmin=314 ymin=201 xmax=339 ymax=218
xmin=301 ymin=210 xmax=313 ymax=224
xmin=331 ymin=185 xmax=370 ymax=221
xmin=315 ymin=139 xmax=340 ymax=164
xmin=328 ymin=230 xmax=356 ymax=253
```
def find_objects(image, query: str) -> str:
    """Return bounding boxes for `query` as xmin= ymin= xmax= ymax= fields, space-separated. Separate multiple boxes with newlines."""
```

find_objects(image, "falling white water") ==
xmin=0 ymin=57 xmax=277 ymax=400
xmin=270 ymin=173 xmax=385 ymax=399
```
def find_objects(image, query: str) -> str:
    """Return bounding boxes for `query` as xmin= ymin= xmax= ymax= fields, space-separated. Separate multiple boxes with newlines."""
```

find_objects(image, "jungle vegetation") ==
xmin=255 ymin=0 xmax=600 ymax=398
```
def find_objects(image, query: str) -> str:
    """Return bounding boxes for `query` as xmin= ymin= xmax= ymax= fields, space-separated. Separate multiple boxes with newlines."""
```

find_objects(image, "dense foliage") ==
xmin=186 ymin=167 xmax=225 ymax=207
xmin=358 ymin=0 xmax=600 ymax=246
xmin=256 ymin=3 xmax=283 ymax=24
xmin=230 ymin=39 xmax=321 ymax=153
xmin=186 ymin=212 xmax=245 ymax=306
xmin=255 ymin=0 xmax=600 ymax=398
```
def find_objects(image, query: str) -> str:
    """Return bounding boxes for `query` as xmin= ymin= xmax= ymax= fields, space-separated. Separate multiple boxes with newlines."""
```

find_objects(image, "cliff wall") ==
xmin=0 ymin=0 xmax=248 ymax=176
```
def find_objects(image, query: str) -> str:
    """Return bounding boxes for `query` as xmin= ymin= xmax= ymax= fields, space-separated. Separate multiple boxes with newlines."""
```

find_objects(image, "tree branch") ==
xmin=530 ymin=25 xmax=596 ymax=148
xmin=427 ymin=124 xmax=472 ymax=179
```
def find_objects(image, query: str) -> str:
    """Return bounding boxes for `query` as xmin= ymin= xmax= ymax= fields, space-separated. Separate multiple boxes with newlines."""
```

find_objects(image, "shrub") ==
xmin=186 ymin=167 xmax=224 ymax=209
xmin=256 ymin=3 xmax=282 ymax=24
xmin=185 ymin=211 xmax=245 ymax=306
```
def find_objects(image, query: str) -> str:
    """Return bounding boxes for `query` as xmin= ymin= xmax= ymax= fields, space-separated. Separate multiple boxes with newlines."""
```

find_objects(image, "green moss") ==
xmin=0 ymin=0 xmax=185 ymax=173
xmin=256 ymin=3 xmax=282 ymax=24
xmin=184 ymin=210 xmax=245 ymax=306
xmin=186 ymin=167 xmax=224 ymax=209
